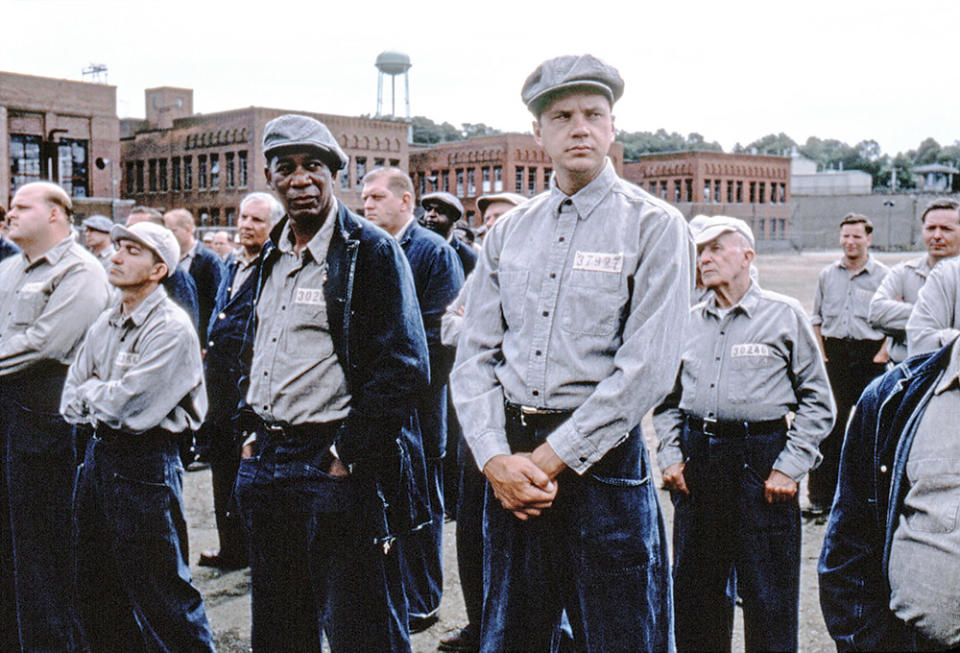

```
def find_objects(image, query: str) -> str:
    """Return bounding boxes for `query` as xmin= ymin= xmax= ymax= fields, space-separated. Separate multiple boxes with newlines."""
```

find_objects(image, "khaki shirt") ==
xmin=0 ymin=236 xmax=110 ymax=376
xmin=869 ymin=255 xmax=933 ymax=363
xmin=812 ymin=255 xmax=889 ymax=341
xmin=60 ymin=285 xmax=206 ymax=434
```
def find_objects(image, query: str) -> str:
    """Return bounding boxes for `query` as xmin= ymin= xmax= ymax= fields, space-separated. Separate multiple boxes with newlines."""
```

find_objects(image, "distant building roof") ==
xmin=913 ymin=163 xmax=959 ymax=174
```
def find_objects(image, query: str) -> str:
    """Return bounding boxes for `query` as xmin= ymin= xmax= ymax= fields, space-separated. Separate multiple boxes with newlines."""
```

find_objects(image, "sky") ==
xmin=4 ymin=0 xmax=957 ymax=157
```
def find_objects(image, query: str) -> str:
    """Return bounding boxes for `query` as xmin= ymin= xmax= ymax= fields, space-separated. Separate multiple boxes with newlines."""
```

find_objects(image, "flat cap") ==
xmin=421 ymin=192 xmax=464 ymax=220
xmin=694 ymin=215 xmax=755 ymax=249
xmin=521 ymin=54 xmax=624 ymax=115
xmin=262 ymin=114 xmax=348 ymax=171
xmin=110 ymin=222 xmax=180 ymax=279
xmin=82 ymin=214 xmax=113 ymax=233
xmin=477 ymin=192 xmax=526 ymax=215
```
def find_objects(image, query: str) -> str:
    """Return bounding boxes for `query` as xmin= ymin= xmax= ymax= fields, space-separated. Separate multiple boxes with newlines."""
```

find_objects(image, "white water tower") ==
xmin=375 ymin=51 xmax=411 ymax=119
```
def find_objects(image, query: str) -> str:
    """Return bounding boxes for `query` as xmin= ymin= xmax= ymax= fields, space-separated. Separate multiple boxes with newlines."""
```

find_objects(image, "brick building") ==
xmin=408 ymin=133 xmax=624 ymax=227
xmin=623 ymin=151 xmax=792 ymax=244
xmin=120 ymin=88 xmax=409 ymax=225
xmin=1 ymin=71 xmax=120 ymax=213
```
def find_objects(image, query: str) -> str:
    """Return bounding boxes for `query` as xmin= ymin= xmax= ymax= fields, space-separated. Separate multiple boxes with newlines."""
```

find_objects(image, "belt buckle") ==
xmin=701 ymin=417 xmax=719 ymax=437
xmin=519 ymin=405 xmax=541 ymax=428
xmin=265 ymin=423 xmax=286 ymax=439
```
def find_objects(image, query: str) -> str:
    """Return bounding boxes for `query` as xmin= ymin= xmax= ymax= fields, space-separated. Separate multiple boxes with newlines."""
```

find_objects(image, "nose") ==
xmin=570 ymin=113 xmax=589 ymax=135
xmin=289 ymin=165 xmax=311 ymax=187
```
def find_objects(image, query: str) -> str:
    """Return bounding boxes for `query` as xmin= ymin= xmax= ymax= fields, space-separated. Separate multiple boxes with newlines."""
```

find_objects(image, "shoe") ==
xmin=197 ymin=550 xmax=248 ymax=570
xmin=409 ymin=613 xmax=439 ymax=634
xmin=438 ymin=627 xmax=479 ymax=652
xmin=802 ymin=503 xmax=829 ymax=518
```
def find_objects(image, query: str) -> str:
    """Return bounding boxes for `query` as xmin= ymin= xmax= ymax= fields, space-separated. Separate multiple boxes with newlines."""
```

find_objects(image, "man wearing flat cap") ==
xmin=422 ymin=191 xmax=476 ymax=277
xmin=82 ymin=213 xmax=116 ymax=268
xmin=62 ymin=221 xmax=215 ymax=651
xmin=233 ymin=114 xmax=430 ymax=651
xmin=451 ymin=54 xmax=694 ymax=651
xmin=654 ymin=216 xmax=835 ymax=652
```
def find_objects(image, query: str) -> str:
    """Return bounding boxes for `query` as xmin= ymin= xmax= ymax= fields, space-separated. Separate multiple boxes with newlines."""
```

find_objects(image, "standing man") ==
xmin=61 ymin=221 xmax=215 ymax=651
xmin=654 ymin=216 xmax=835 ymax=653
xmin=362 ymin=166 xmax=464 ymax=631
xmin=234 ymin=115 xmax=430 ymax=652
xmin=451 ymin=55 xmax=693 ymax=652
xmin=869 ymin=198 xmax=960 ymax=363
xmin=476 ymin=192 xmax=527 ymax=242
xmin=197 ymin=192 xmax=283 ymax=570
xmin=81 ymin=213 xmax=116 ymax=268
xmin=0 ymin=206 xmax=21 ymax=262
xmin=809 ymin=214 xmax=889 ymax=514
xmin=212 ymin=229 xmax=236 ymax=264
xmin=907 ymin=255 xmax=960 ymax=356
xmin=421 ymin=191 xmax=476 ymax=277
xmin=163 ymin=208 xmax=223 ymax=338
xmin=0 ymin=181 xmax=110 ymax=652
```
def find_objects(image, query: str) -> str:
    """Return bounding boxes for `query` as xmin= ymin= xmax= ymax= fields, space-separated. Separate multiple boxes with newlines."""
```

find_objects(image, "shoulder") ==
xmin=929 ymin=256 xmax=960 ymax=283
xmin=754 ymin=286 xmax=806 ymax=315
xmin=609 ymin=175 xmax=685 ymax=221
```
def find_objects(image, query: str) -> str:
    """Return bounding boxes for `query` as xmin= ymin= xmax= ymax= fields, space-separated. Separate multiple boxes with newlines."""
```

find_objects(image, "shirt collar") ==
xmin=26 ymin=235 xmax=75 ymax=269
xmin=548 ymin=157 xmax=617 ymax=220
xmin=109 ymin=284 xmax=168 ymax=329
xmin=703 ymin=281 xmax=759 ymax=319
xmin=277 ymin=199 xmax=339 ymax=263
xmin=394 ymin=216 xmax=416 ymax=242
xmin=835 ymin=254 xmax=879 ymax=277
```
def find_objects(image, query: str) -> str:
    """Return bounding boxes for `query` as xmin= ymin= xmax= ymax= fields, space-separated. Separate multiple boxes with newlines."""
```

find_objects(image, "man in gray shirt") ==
xmin=451 ymin=54 xmax=693 ymax=652
xmin=654 ymin=216 xmax=835 ymax=652
xmin=907 ymin=256 xmax=960 ymax=356
xmin=82 ymin=213 xmax=116 ymax=269
xmin=61 ymin=221 xmax=215 ymax=651
xmin=0 ymin=181 xmax=110 ymax=652
xmin=870 ymin=198 xmax=960 ymax=363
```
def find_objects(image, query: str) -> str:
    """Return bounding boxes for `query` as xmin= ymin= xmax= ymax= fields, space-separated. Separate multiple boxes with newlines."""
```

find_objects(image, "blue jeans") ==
xmin=481 ymin=410 xmax=673 ymax=653
xmin=455 ymin=428 xmax=487 ymax=641
xmin=73 ymin=431 xmax=215 ymax=652
xmin=2 ymin=368 xmax=85 ymax=652
xmin=672 ymin=419 xmax=800 ymax=653
xmin=234 ymin=428 xmax=411 ymax=653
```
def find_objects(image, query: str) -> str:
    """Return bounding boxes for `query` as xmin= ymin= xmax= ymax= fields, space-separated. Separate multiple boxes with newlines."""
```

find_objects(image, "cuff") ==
xmin=656 ymin=443 xmax=684 ymax=473
xmin=940 ymin=328 xmax=960 ymax=347
xmin=772 ymin=454 xmax=810 ymax=482
xmin=467 ymin=429 xmax=511 ymax=472
xmin=546 ymin=419 xmax=604 ymax=475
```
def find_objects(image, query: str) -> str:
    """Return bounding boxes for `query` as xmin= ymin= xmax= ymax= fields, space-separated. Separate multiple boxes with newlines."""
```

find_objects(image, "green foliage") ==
xmin=616 ymin=129 xmax=722 ymax=160
xmin=408 ymin=116 xmax=502 ymax=144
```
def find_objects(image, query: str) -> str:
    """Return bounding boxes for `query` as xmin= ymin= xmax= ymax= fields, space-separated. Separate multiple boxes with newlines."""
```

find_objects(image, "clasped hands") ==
xmin=483 ymin=442 xmax=566 ymax=521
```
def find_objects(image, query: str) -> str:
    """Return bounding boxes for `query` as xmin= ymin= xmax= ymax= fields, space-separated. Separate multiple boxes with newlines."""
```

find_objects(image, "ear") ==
xmin=400 ymin=191 xmax=413 ymax=212
xmin=610 ymin=113 xmax=616 ymax=137
xmin=532 ymin=119 xmax=542 ymax=146
xmin=744 ymin=249 xmax=755 ymax=266
xmin=149 ymin=262 xmax=168 ymax=284
xmin=264 ymin=166 xmax=274 ymax=190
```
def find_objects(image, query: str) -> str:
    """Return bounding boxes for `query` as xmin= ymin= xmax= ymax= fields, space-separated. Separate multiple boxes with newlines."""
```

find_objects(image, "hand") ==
xmin=764 ymin=469 xmax=798 ymax=503
xmin=483 ymin=454 xmax=558 ymax=521
xmin=240 ymin=443 xmax=254 ymax=459
xmin=873 ymin=340 xmax=890 ymax=365
xmin=661 ymin=463 xmax=689 ymax=496
xmin=456 ymin=305 xmax=465 ymax=316
xmin=327 ymin=457 xmax=350 ymax=478
xmin=530 ymin=441 xmax=567 ymax=480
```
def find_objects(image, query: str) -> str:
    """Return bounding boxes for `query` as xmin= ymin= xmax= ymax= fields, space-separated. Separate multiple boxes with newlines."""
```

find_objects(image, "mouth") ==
xmin=566 ymin=144 xmax=592 ymax=153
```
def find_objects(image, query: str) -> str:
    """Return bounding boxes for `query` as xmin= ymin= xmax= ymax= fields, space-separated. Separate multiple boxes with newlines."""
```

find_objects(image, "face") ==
xmin=163 ymin=215 xmax=193 ymax=253
xmin=361 ymin=176 xmax=411 ymax=235
xmin=85 ymin=229 xmax=111 ymax=251
xmin=839 ymin=223 xmax=871 ymax=261
xmin=109 ymin=239 xmax=166 ymax=289
xmin=237 ymin=199 xmax=273 ymax=251
xmin=266 ymin=150 xmax=336 ymax=228
xmin=6 ymin=185 xmax=56 ymax=247
xmin=533 ymin=92 xmax=615 ymax=178
xmin=212 ymin=233 xmax=232 ymax=256
xmin=698 ymin=232 xmax=752 ymax=289
xmin=922 ymin=208 xmax=960 ymax=261
xmin=483 ymin=201 xmax=515 ymax=231
xmin=421 ymin=202 xmax=456 ymax=237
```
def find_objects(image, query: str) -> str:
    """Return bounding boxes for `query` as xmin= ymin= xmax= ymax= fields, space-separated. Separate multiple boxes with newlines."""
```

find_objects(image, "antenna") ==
xmin=81 ymin=63 xmax=108 ymax=84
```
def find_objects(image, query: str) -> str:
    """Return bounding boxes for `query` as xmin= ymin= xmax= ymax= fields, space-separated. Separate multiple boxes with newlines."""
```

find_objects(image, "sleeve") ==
xmin=59 ymin=328 xmax=97 ymax=425
xmin=869 ymin=266 xmax=912 ymax=336
xmin=421 ymin=242 xmax=465 ymax=384
xmin=811 ymin=269 xmax=825 ymax=326
xmin=907 ymin=261 xmax=960 ymax=356
xmin=440 ymin=278 xmax=470 ymax=347
xmin=652 ymin=366 xmax=686 ymax=472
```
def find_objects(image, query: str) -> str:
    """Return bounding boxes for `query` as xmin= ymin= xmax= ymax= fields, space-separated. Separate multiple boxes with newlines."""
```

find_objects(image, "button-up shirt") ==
xmin=229 ymin=252 xmax=258 ymax=299
xmin=0 ymin=235 xmax=110 ymax=375
xmin=812 ymin=255 xmax=889 ymax=340
xmin=869 ymin=255 xmax=933 ymax=362
xmin=653 ymin=283 xmax=836 ymax=480
xmin=451 ymin=159 xmax=695 ymax=474
xmin=247 ymin=203 xmax=351 ymax=425
xmin=60 ymin=285 xmax=206 ymax=434
xmin=907 ymin=256 xmax=960 ymax=356
xmin=178 ymin=240 xmax=198 ymax=274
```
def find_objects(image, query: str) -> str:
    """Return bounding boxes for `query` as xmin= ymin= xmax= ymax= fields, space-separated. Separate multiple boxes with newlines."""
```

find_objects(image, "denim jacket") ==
xmin=819 ymin=339 xmax=955 ymax=650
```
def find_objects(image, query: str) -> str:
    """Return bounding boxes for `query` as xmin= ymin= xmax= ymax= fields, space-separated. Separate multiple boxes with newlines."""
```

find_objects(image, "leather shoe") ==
xmin=198 ymin=550 xmax=248 ymax=570
xmin=409 ymin=613 xmax=439 ymax=634
xmin=438 ymin=627 xmax=479 ymax=652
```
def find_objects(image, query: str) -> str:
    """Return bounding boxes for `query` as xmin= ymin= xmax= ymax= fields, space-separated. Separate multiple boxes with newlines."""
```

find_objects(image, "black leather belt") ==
xmin=258 ymin=420 xmax=341 ymax=443
xmin=686 ymin=415 xmax=787 ymax=438
xmin=504 ymin=402 xmax=573 ymax=428
xmin=95 ymin=425 xmax=174 ymax=442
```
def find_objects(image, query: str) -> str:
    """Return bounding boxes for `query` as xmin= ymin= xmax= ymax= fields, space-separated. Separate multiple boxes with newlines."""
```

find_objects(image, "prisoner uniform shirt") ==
xmin=247 ymin=202 xmax=351 ymax=426
xmin=94 ymin=245 xmax=116 ymax=270
xmin=451 ymin=158 xmax=695 ymax=474
xmin=60 ymin=285 xmax=206 ymax=434
xmin=653 ymin=282 xmax=836 ymax=480
xmin=907 ymin=256 xmax=960 ymax=356
xmin=228 ymin=253 xmax=258 ymax=299
xmin=812 ymin=255 xmax=889 ymax=340
xmin=869 ymin=255 xmax=933 ymax=363
xmin=0 ymin=235 xmax=110 ymax=375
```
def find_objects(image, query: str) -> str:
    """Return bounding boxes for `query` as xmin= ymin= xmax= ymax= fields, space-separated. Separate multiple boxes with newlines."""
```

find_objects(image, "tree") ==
xmin=616 ymin=129 xmax=722 ymax=160
xmin=744 ymin=133 xmax=797 ymax=156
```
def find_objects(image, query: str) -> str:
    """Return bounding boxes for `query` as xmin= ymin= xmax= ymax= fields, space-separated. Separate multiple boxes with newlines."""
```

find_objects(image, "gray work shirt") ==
xmin=229 ymin=253 xmax=258 ymax=299
xmin=812 ymin=255 xmax=889 ymax=340
xmin=441 ymin=274 xmax=473 ymax=347
xmin=907 ymin=256 xmax=960 ymax=356
xmin=653 ymin=283 xmax=836 ymax=480
xmin=451 ymin=159 xmax=695 ymax=474
xmin=94 ymin=245 xmax=115 ymax=270
xmin=888 ymin=337 xmax=960 ymax=647
xmin=60 ymin=285 xmax=206 ymax=434
xmin=0 ymin=236 xmax=110 ymax=376
xmin=247 ymin=203 xmax=351 ymax=425
xmin=869 ymin=255 xmax=933 ymax=363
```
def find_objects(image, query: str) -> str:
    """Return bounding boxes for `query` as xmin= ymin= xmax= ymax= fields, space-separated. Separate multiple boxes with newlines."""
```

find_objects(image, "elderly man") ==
xmin=451 ymin=54 xmax=693 ymax=652
xmin=0 ymin=206 xmax=20 ymax=261
xmin=82 ymin=214 xmax=116 ymax=268
xmin=870 ymin=198 xmax=960 ymax=363
xmin=809 ymin=214 xmax=889 ymax=514
xmin=362 ymin=166 xmax=464 ymax=632
xmin=476 ymin=192 xmax=526 ymax=241
xmin=163 ymin=208 xmax=223 ymax=338
xmin=212 ymin=229 xmax=235 ymax=263
xmin=0 ymin=182 xmax=110 ymax=652
xmin=61 ymin=221 xmax=214 ymax=651
xmin=421 ymin=191 xmax=476 ymax=277
xmin=196 ymin=192 xmax=283 ymax=570
xmin=233 ymin=115 xmax=430 ymax=652
xmin=654 ymin=216 xmax=835 ymax=652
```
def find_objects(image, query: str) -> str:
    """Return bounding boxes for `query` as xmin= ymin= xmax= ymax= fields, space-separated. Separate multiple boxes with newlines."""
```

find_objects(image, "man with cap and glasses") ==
xmin=61 ymin=220 xmax=215 ymax=651
xmin=81 ymin=214 xmax=116 ymax=268
xmin=234 ymin=115 xmax=430 ymax=652
xmin=654 ymin=216 xmax=835 ymax=653
xmin=421 ymin=191 xmax=476 ymax=277
xmin=451 ymin=54 xmax=693 ymax=652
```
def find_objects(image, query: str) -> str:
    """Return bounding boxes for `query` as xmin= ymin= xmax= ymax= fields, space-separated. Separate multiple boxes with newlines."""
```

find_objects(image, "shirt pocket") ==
xmin=727 ymin=351 xmax=781 ymax=404
xmin=852 ymin=287 xmax=875 ymax=319
xmin=10 ymin=289 xmax=47 ymax=327
xmin=285 ymin=303 xmax=335 ymax=358
xmin=559 ymin=270 xmax=624 ymax=337
xmin=499 ymin=268 xmax=528 ymax=330
xmin=904 ymin=459 xmax=960 ymax=534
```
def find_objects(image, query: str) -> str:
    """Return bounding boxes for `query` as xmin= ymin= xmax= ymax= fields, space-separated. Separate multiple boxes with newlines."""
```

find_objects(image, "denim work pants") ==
xmin=455 ymin=427 xmax=487 ymax=642
xmin=480 ymin=410 xmax=673 ymax=653
xmin=74 ymin=432 xmax=215 ymax=652
xmin=1 ymin=368 xmax=85 ymax=652
xmin=235 ymin=429 xmax=411 ymax=653
xmin=672 ymin=419 xmax=800 ymax=653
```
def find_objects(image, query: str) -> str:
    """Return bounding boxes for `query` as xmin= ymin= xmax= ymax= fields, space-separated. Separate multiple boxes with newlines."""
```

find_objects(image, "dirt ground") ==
xmin=185 ymin=249 xmax=920 ymax=652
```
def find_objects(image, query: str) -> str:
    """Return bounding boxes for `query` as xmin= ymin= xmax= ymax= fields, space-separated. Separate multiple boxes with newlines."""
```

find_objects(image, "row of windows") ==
xmin=125 ymin=151 xmax=248 ymax=195
xmin=646 ymin=178 xmax=787 ymax=205
xmin=338 ymin=156 xmax=402 ymax=191
xmin=410 ymin=165 xmax=555 ymax=199
xmin=10 ymin=134 xmax=89 ymax=198
xmin=750 ymin=217 xmax=789 ymax=240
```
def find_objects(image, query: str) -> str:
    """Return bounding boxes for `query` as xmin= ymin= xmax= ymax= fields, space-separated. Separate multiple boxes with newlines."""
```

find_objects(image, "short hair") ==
xmin=24 ymin=182 xmax=72 ymax=220
xmin=128 ymin=206 xmax=164 ymax=225
xmin=363 ymin=167 xmax=413 ymax=199
xmin=164 ymin=208 xmax=196 ymax=233
xmin=840 ymin=213 xmax=873 ymax=235
xmin=920 ymin=197 xmax=960 ymax=223
xmin=240 ymin=192 xmax=285 ymax=224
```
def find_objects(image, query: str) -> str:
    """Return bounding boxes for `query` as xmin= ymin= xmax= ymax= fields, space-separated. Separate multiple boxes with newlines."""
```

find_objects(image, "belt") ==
xmin=95 ymin=425 xmax=174 ymax=442
xmin=257 ymin=419 xmax=341 ymax=443
xmin=504 ymin=402 xmax=573 ymax=428
xmin=686 ymin=415 xmax=787 ymax=438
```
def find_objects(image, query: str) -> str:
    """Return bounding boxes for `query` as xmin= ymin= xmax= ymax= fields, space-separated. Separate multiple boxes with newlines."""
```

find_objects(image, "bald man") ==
xmin=163 ymin=209 xmax=223 ymax=338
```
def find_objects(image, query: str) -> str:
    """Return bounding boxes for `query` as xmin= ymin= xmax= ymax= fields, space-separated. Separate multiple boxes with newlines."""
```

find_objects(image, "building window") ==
xmin=442 ymin=170 xmax=450 ymax=192
xmin=770 ymin=216 xmax=778 ymax=238
xmin=685 ymin=179 xmax=693 ymax=202
xmin=749 ymin=182 xmax=756 ymax=203
xmin=238 ymin=151 xmax=248 ymax=187
xmin=544 ymin=167 xmax=552 ymax=187
xmin=515 ymin=167 xmax=524 ymax=193
xmin=136 ymin=160 xmax=144 ymax=194
xmin=660 ymin=181 xmax=668 ymax=200
xmin=148 ymin=159 xmax=158 ymax=193
xmin=528 ymin=168 xmax=536 ymax=195
xmin=210 ymin=153 xmax=220 ymax=189
xmin=209 ymin=207 xmax=220 ymax=226
xmin=198 ymin=155 xmax=208 ymax=190
xmin=225 ymin=152 xmax=235 ymax=189
xmin=57 ymin=139 xmax=89 ymax=197
xmin=341 ymin=158 xmax=351 ymax=189
xmin=704 ymin=180 xmax=711 ymax=202
xmin=456 ymin=169 xmax=465 ymax=196
xmin=779 ymin=183 xmax=786 ymax=203
xmin=779 ymin=218 xmax=787 ymax=237
xmin=482 ymin=166 xmax=491 ymax=193
xmin=9 ymin=134 xmax=42 ymax=195
xmin=389 ymin=159 xmax=399 ymax=167
xmin=125 ymin=161 xmax=135 ymax=195
xmin=355 ymin=157 xmax=366 ymax=189
xmin=184 ymin=156 xmax=193 ymax=190
xmin=727 ymin=180 xmax=734 ymax=203
xmin=375 ymin=158 xmax=385 ymax=168
xmin=758 ymin=182 xmax=766 ymax=204
xmin=757 ymin=217 xmax=765 ymax=237
xmin=158 ymin=159 xmax=168 ymax=192
xmin=419 ymin=173 xmax=426 ymax=196
xmin=494 ymin=166 xmax=503 ymax=192
xmin=468 ymin=167 xmax=477 ymax=196
xmin=172 ymin=157 xmax=181 ymax=192
xmin=714 ymin=180 xmax=721 ymax=203
xmin=736 ymin=181 xmax=743 ymax=203
xmin=226 ymin=208 xmax=236 ymax=226
xmin=674 ymin=180 xmax=682 ymax=202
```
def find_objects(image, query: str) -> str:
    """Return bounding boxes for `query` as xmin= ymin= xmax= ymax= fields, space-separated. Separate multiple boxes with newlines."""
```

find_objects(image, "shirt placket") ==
xmin=706 ymin=313 xmax=730 ymax=420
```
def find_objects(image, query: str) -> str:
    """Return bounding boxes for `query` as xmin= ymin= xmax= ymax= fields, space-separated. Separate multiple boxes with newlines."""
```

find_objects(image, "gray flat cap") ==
xmin=82 ymin=214 xmax=113 ymax=233
xmin=477 ymin=192 xmax=526 ymax=215
xmin=421 ymin=192 xmax=464 ymax=220
xmin=694 ymin=216 xmax=755 ymax=249
xmin=522 ymin=54 xmax=624 ymax=115
xmin=110 ymin=222 xmax=181 ymax=279
xmin=262 ymin=114 xmax=348 ymax=171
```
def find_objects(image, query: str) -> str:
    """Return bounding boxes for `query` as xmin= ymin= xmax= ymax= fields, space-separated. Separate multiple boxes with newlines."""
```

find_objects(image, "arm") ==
xmin=652 ymin=367 xmax=689 ymax=495
xmin=869 ymin=266 xmax=911 ymax=336
xmin=440 ymin=277 xmax=471 ymax=347
xmin=421 ymin=243 xmax=465 ymax=384
xmin=907 ymin=261 xmax=960 ymax=356
xmin=60 ymin=329 xmax=97 ymax=425
xmin=812 ymin=273 xmax=828 ymax=360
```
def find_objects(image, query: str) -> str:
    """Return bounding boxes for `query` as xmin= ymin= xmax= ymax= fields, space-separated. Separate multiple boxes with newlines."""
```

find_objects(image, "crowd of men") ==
xmin=1 ymin=53 xmax=960 ymax=652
